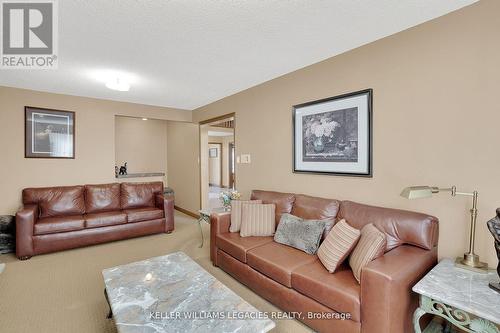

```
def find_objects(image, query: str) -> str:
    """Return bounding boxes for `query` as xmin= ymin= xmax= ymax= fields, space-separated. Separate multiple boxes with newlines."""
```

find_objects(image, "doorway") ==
xmin=208 ymin=142 xmax=223 ymax=187
xmin=199 ymin=114 xmax=235 ymax=209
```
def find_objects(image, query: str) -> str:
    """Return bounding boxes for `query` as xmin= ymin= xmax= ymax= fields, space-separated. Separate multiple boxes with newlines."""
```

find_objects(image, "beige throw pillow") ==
xmin=240 ymin=204 xmax=276 ymax=237
xmin=318 ymin=219 xmax=361 ymax=273
xmin=230 ymin=200 xmax=262 ymax=232
xmin=349 ymin=223 xmax=386 ymax=283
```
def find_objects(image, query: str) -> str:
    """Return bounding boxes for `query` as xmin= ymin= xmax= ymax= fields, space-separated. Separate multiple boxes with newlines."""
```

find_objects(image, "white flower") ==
xmin=314 ymin=124 xmax=324 ymax=137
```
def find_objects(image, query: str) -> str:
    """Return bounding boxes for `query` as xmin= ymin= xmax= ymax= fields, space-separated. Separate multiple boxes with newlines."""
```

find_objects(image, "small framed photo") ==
xmin=293 ymin=89 xmax=372 ymax=177
xmin=25 ymin=106 xmax=75 ymax=159
xmin=209 ymin=148 xmax=218 ymax=158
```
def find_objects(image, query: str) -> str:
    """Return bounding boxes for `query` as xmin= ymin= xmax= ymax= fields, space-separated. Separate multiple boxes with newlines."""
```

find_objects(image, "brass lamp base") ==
xmin=454 ymin=254 xmax=489 ymax=273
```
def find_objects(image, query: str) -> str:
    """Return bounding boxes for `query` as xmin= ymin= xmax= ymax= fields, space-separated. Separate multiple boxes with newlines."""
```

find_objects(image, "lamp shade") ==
xmin=400 ymin=186 xmax=437 ymax=199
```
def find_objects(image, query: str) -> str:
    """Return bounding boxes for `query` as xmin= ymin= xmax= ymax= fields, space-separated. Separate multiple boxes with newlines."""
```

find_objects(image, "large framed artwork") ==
xmin=293 ymin=89 xmax=372 ymax=177
xmin=25 ymin=106 xmax=75 ymax=159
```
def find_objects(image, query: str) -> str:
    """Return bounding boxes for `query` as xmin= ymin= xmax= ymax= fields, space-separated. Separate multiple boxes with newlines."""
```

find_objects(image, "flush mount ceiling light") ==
xmin=105 ymin=77 xmax=130 ymax=91
xmin=142 ymin=118 xmax=148 ymax=121
xmin=88 ymin=69 xmax=136 ymax=92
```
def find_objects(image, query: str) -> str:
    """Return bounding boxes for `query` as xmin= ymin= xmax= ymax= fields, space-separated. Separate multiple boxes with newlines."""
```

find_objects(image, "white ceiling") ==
xmin=0 ymin=0 xmax=477 ymax=110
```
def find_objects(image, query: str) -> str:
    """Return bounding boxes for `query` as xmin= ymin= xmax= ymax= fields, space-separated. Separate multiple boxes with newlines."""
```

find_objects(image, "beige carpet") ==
xmin=0 ymin=212 xmax=311 ymax=333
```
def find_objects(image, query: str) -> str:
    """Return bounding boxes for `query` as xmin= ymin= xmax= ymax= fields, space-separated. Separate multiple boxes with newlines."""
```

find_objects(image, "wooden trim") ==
xmin=199 ymin=112 xmax=236 ymax=210
xmin=199 ymin=112 xmax=235 ymax=125
xmin=228 ymin=141 xmax=235 ymax=188
xmin=174 ymin=205 xmax=199 ymax=218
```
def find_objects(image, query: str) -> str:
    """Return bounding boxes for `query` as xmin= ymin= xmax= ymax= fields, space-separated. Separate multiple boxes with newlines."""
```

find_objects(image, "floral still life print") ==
xmin=293 ymin=89 xmax=372 ymax=176
xmin=302 ymin=107 xmax=358 ymax=163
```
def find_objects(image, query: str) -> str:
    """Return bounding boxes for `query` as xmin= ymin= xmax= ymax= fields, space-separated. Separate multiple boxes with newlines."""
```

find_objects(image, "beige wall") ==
xmin=193 ymin=0 xmax=499 ymax=266
xmin=166 ymin=121 xmax=200 ymax=213
xmin=0 ymin=86 xmax=191 ymax=215
xmin=115 ymin=116 xmax=168 ymax=184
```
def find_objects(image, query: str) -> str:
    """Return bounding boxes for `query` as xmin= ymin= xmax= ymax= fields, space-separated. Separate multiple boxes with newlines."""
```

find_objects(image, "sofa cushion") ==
xmin=250 ymin=190 xmax=295 ymax=225
xmin=247 ymin=242 xmax=317 ymax=287
xmin=34 ymin=215 xmax=85 ymax=235
xmin=216 ymin=233 xmax=273 ymax=263
xmin=124 ymin=207 xmax=163 ymax=223
xmin=338 ymin=200 xmax=438 ymax=251
xmin=229 ymin=200 xmax=262 ymax=233
xmin=85 ymin=211 xmax=127 ymax=228
xmin=349 ymin=224 xmax=387 ymax=283
xmin=317 ymin=219 xmax=361 ymax=273
xmin=291 ymin=194 xmax=340 ymax=239
xmin=291 ymin=194 xmax=340 ymax=221
xmin=85 ymin=183 xmax=120 ymax=213
xmin=291 ymin=260 xmax=361 ymax=322
xmin=274 ymin=213 xmax=328 ymax=254
xmin=23 ymin=186 xmax=85 ymax=218
xmin=120 ymin=182 xmax=163 ymax=209
xmin=240 ymin=204 xmax=276 ymax=237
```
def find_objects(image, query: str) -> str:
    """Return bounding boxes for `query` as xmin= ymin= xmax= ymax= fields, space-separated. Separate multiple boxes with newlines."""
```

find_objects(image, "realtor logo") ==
xmin=1 ymin=0 xmax=58 ymax=69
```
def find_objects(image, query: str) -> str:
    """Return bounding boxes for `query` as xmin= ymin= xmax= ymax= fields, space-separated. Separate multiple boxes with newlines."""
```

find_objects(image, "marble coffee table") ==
xmin=102 ymin=252 xmax=275 ymax=333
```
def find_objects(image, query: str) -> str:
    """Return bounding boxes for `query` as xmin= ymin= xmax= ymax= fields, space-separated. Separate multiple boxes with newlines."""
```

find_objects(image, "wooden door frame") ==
xmin=199 ymin=112 xmax=235 ymax=210
xmin=228 ymin=142 xmax=235 ymax=188
xmin=208 ymin=142 xmax=223 ymax=187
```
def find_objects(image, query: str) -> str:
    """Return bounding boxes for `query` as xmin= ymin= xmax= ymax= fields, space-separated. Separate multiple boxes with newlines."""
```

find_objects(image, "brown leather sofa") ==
xmin=210 ymin=190 xmax=439 ymax=333
xmin=16 ymin=182 xmax=174 ymax=260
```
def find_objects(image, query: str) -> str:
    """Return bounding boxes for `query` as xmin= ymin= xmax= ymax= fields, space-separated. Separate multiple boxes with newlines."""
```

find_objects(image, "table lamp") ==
xmin=400 ymin=185 xmax=489 ymax=273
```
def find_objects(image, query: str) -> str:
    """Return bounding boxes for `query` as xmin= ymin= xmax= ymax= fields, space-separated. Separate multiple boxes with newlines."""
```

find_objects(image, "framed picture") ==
xmin=25 ymin=106 xmax=75 ymax=159
xmin=293 ymin=89 xmax=372 ymax=177
xmin=209 ymin=147 xmax=218 ymax=158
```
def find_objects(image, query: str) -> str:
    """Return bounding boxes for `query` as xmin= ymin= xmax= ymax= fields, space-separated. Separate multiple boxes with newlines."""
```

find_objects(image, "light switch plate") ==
xmin=236 ymin=156 xmax=241 ymax=163
xmin=240 ymin=154 xmax=251 ymax=164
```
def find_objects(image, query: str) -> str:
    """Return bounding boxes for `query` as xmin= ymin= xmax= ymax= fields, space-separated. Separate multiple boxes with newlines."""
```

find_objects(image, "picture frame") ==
xmin=292 ymin=89 xmax=372 ymax=177
xmin=25 ymin=106 xmax=75 ymax=159
xmin=209 ymin=147 xmax=218 ymax=158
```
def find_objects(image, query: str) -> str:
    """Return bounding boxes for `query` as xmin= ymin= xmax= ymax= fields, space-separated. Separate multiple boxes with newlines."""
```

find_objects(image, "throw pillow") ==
xmin=349 ymin=223 xmax=386 ymax=283
xmin=240 ymin=204 xmax=276 ymax=237
xmin=229 ymin=200 xmax=262 ymax=232
xmin=274 ymin=213 xmax=330 ymax=255
xmin=317 ymin=219 xmax=361 ymax=273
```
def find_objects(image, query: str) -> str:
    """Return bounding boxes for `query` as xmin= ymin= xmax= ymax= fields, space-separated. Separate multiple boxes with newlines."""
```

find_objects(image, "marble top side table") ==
xmin=412 ymin=258 xmax=500 ymax=333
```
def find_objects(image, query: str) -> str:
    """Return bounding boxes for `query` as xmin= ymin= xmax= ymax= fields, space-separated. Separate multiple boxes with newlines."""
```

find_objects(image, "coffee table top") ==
xmin=102 ymin=252 xmax=275 ymax=333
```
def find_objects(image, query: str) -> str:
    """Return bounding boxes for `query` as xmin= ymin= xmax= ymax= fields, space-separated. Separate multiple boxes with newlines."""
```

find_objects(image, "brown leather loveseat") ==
xmin=16 ymin=182 xmax=174 ymax=259
xmin=210 ymin=190 xmax=439 ymax=333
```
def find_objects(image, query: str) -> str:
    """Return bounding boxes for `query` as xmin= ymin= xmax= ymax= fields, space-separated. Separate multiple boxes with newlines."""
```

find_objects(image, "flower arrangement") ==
xmin=310 ymin=118 xmax=340 ymax=140
xmin=304 ymin=117 xmax=341 ymax=153
xmin=219 ymin=190 xmax=241 ymax=210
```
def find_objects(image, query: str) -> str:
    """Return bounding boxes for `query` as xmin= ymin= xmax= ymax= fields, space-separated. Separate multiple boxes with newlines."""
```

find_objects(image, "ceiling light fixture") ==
xmin=142 ymin=118 xmax=148 ymax=121
xmin=105 ymin=77 xmax=130 ymax=91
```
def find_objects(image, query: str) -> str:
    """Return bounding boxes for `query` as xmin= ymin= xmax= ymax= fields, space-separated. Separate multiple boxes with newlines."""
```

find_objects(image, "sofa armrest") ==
xmin=16 ymin=204 xmax=38 ymax=258
xmin=155 ymin=194 xmax=174 ymax=233
xmin=360 ymin=245 xmax=437 ymax=333
xmin=210 ymin=212 xmax=231 ymax=265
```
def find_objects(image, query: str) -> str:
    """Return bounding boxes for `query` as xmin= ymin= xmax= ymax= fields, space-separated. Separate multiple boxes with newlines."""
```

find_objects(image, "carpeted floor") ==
xmin=0 ymin=212 xmax=311 ymax=333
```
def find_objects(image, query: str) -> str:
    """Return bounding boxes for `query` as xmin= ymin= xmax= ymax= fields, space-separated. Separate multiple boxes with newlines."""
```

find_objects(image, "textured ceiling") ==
xmin=0 ymin=0 xmax=477 ymax=110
